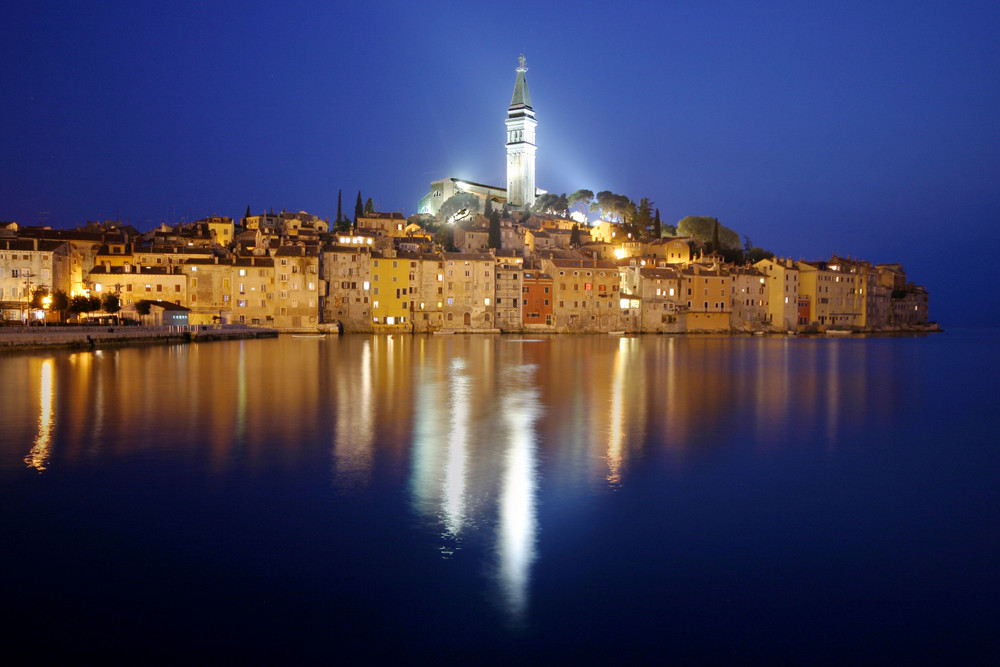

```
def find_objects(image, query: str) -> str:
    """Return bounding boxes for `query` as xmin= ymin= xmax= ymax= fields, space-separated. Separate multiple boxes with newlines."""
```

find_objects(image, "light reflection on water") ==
xmin=24 ymin=358 xmax=53 ymax=471
xmin=2 ymin=332 xmax=996 ymax=659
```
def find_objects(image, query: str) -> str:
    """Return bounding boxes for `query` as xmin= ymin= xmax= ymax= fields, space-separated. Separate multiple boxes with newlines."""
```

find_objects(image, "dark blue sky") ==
xmin=3 ymin=1 xmax=998 ymax=325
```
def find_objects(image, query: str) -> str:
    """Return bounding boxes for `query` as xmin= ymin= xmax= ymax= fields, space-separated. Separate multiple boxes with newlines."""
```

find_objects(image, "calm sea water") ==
xmin=2 ymin=331 xmax=998 ymax=662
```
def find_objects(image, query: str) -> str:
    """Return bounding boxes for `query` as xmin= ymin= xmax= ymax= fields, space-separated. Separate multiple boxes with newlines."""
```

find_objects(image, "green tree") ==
xmin=437 ymin=193 xmax=481 ymax=223
xmin=568 ymin=189 xmax=594 ymax=222
xmin=484 ymin=196 xmax=493 ymax=219
xmin=355 ymin=191 xmax=364 ymax=221
xmin=595 ymin=191 xmax=616 ymax=221
xmin=677 ymin=216 xmax=740 ymax=249
xmin=50 ymin=289 xmax=69 ymax=313
xmin=531 ymin=192 xmax=569 ymax=216
xmin=434 ymin=225 xmax=458 ymax=252
xmin=335 ymin=189 xmax=348 ymax=232
xmin=488 ymin=210 xmax=501 ymax=250
xmin=135 ymin=300 xmax=152 ymax=316
xmin=29 ymin=287 xmax=49 ymax=309
xmin=746 ymin=247 xmax=775 ymax=263
xmin=570 ymin=223 xmax=582 ymax=247
xmin=68 ymin=295 xmax=90 ymax=315
xmin=634 ymin=197 xmax=654 ymax=239
xmin=364 ymin=197 xmax=375 ymax=214
xmin=594 ymin=191 xmax=633 ymax=224
xmin=102 ymin=293 xmax=121 ymax=315
xmin=653 ymin=208 xmax=662 ymax=239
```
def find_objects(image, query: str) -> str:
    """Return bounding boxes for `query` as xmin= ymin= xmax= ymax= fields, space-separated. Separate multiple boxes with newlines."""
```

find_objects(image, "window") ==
xmin=238 ymin=299 xmax=246 ymax=308
xmin=239 ymin=269 xmax=246 ymax=277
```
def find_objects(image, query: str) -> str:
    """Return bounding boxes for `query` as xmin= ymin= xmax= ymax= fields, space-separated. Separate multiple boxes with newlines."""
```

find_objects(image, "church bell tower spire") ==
xmin=506 ymin=54 xmax=537 ymax=209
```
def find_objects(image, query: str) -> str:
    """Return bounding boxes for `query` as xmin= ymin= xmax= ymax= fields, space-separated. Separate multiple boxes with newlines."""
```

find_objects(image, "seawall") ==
xmin=0 ymin=324 xmax=278 ymax=352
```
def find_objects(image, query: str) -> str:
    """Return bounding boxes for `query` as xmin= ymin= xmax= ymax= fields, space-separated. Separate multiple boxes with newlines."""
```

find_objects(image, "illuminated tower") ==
xmin=506 ymin=54 xmax=536 ymax=209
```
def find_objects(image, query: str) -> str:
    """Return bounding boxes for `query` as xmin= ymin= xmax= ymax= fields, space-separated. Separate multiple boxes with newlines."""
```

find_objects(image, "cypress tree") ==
xmin=488 ymin=210 xmax=501 ymax=249
xmin=653 ymin=208 xmax=661 ymax=239
xmin=712 ymin=218 xmax=721 ymax=254
xmin=336 ymin=190 xmax=342 ymax=224
xmin=570 ymin=223 xmax=581 ymax=247
xmin=355 ymin=191 xmax=364 ymax=221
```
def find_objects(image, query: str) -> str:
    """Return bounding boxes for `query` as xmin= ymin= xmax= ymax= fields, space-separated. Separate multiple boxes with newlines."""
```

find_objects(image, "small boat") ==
xmin=292 ymin=333 xmax=326 ymax=339
xmin=826 ymin=329 xmax=851 ymax=336
xmin=608 ymin=331 xmax=626 ymax=336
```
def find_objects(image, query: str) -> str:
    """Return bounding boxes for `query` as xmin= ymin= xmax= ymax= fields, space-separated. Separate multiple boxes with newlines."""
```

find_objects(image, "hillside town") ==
xmin=0 ymin=55 xmax=931 ymax=334
xmin=0 ymin=208 xmax=930 ymax=334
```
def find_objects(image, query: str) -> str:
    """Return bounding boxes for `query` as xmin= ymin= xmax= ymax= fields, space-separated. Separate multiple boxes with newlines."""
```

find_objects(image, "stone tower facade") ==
xmin=505 ymin=55 xmax=537 ymax=210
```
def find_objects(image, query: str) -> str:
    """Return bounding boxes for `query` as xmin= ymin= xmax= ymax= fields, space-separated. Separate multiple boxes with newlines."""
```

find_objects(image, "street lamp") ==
xmin=41 ymin=295 xmax=52 ymax=327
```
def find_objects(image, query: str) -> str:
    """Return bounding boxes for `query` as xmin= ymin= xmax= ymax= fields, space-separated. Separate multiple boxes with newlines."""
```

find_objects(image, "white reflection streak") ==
xmin=333 ymin=339 xmax=374 ymax=491
xmin=411 ymin=366 xmax=445 ymax=520
xmin=443 ymin=358 xmax=469 ymax=537
xmin=497 ymin=365 xmax=539 ymax=620
xmin=26 ymin=359 xmax=54 ymax=471
xmin=606 ymin=337 xmax=627 ymax=485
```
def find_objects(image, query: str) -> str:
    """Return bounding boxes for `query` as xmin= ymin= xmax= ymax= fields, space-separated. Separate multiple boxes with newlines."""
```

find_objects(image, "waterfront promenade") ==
xmin=0 ymin=324 xmax=277 ymax=351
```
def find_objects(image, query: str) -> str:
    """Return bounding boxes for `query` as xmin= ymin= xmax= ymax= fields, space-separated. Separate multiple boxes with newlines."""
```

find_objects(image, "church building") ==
xmin=418 ymin=55 xmax=543 ymax=217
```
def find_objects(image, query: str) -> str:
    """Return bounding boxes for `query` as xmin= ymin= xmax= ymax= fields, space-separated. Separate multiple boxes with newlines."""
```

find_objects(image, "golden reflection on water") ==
xmin=606 ymin=338 xmax=628 ymax=486
xmin=332 ymin=338 xmax=374 ymax=492
xmin=0 ymin=334 xmax=889 ymax=623
xmin=2 ymin=336 xmax=880 ymax=480
xmin=24 ymin=358 xmax=54 ymax=471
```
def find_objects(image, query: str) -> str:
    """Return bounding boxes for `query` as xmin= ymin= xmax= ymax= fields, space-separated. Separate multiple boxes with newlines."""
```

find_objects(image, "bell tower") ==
xmin=505 ymin=54 xmax=537 ymax=209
